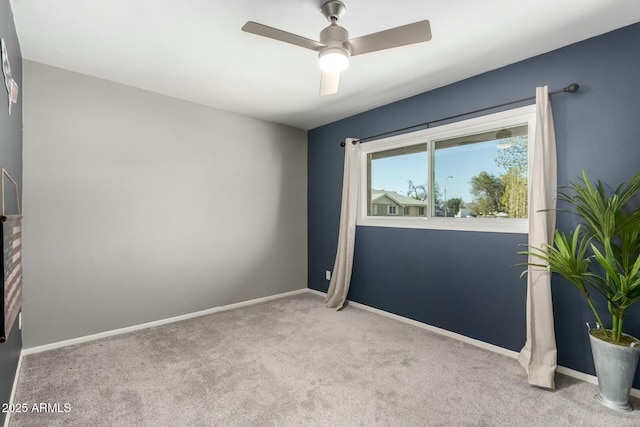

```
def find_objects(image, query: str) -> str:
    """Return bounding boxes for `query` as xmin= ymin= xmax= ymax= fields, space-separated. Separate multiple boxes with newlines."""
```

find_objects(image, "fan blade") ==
xmin=349 ymin=20 xmax=432 ymax=56
xmin=242 ymin=21 xmax=325 ymax=51
xmin=320 ymin=71 xmax=340 ymax=96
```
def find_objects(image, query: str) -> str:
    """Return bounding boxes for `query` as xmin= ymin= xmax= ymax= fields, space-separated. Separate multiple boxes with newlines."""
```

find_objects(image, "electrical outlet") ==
xmin=325 ymin=270 xmax=331 ymax=281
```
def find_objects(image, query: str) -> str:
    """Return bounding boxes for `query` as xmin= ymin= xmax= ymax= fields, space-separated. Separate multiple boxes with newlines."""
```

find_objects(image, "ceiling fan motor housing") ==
xmin=318 ymin=24 xmax=351 ymax=73
xmin=320 ymin=24 xmax=351 ymax=52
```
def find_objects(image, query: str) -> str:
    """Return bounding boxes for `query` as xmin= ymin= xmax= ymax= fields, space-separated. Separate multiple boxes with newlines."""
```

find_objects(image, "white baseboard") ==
xmin=22 ymin=288 xmax=309 ymax=355
xmin=3 ymin=350 xmax=23 ymax=427
xmin=347 ymin=298 xmax=519 ymax=359
xmin=305 ymin=288 xmax=326 ymax=298
xmin=556 ymin=365 xmax=598 ymax=387
xmin=308 ymin=288 xmax=640 ymax=399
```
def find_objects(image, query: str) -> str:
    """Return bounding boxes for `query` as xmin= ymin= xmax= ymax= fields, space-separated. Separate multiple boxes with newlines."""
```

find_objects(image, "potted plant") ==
xmin=523 ymin=170 xmax=640 ymax=411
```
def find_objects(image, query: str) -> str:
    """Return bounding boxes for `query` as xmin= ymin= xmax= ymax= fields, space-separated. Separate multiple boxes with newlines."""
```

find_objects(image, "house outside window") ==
xmin=371 ymin=190 xmax=427 ymax=217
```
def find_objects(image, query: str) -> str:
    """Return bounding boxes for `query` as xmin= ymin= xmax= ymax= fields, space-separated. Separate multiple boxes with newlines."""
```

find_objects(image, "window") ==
xmin=433 ymin=124 xmax=528 ymax=219
xmin=367 ymin=144 xmax=428 ymax=218
xmin=358 ymin=105 xmax=536 ymax=233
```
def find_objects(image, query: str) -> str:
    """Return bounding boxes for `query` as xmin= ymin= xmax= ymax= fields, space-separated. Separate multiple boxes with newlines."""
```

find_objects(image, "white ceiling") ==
xmin=9 ymin=0 xmax=640 ymax=130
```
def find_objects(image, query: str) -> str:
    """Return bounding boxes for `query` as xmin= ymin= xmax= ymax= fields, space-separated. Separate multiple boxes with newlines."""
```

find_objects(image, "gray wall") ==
xmin=22 ymin=61 xmax=307 ymax=348
xmin=0 ymin=0 xmax=22 ymax=422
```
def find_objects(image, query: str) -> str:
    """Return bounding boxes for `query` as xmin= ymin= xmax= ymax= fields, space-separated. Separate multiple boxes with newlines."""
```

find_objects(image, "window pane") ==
xmin=367 ymin=143 xmax=427 ymax=217
xmin=432 ymin=125 xmax=528 ymax=218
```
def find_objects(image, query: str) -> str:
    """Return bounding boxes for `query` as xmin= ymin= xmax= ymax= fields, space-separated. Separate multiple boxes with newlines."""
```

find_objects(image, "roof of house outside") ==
xmin=371 ymin=190 xmax=427 ymax=207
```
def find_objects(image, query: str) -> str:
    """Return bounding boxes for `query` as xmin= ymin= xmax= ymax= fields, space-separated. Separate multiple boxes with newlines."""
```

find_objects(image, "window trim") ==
xmin=357 ymin=105 xmax=536 ymax=234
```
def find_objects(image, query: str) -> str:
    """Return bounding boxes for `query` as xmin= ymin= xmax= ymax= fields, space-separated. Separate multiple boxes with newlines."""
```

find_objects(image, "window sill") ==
xmin=356 ymin=217 xmax=528 ymax=234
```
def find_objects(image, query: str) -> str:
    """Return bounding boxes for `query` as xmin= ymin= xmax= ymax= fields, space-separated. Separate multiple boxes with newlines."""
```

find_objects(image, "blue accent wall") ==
xmin=308 ymin=23 xmax=640 ymax=388
xmin=0 ymin=0 xmax=23 ymax=422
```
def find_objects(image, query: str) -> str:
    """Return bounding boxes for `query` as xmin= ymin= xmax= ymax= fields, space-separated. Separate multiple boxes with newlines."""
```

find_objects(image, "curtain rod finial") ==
xmin=340 ymin=140 xmax=359 ymax=147
xmin=566 ymin=83 xmax=579 ymax=93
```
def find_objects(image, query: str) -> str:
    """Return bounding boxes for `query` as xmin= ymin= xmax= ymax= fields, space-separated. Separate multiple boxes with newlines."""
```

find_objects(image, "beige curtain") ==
xmin=326 ymin=138 xmax=360 ymax=310
xmin=518 ymin=86 xmax=558 ymax=389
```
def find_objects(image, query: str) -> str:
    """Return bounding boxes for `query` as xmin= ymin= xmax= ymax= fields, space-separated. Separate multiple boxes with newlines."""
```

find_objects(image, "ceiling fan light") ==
xmin=319 ymin=47 xmax=350 ymax=73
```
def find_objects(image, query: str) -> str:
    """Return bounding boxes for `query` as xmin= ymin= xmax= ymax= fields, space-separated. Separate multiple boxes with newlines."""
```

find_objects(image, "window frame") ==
xmin=357 ymin=105 xmax=536 ymax=234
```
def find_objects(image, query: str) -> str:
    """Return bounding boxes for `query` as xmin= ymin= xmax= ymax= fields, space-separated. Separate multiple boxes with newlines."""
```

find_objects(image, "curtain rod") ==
xmin=340 ymin=83 xmax=580 ymax=147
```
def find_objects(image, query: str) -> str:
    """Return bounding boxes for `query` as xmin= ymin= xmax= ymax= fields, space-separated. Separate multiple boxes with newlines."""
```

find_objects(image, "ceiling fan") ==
xmin=241 ymin=0 xmax=432 ymax=96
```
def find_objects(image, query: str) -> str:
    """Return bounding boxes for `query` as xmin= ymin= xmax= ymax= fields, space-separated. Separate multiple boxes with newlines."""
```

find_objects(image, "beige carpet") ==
xmin=9 ymin=292 xmax=640 ymax=426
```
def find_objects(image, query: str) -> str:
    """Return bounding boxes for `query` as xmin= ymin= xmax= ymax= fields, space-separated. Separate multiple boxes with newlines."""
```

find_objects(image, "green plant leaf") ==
xmin=522 ymin=170 xmax=640 ymax=342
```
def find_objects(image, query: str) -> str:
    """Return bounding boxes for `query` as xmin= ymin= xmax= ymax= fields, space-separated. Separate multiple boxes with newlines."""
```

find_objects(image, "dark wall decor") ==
xmin=0 ymin=0 xmax=23 ymax=423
